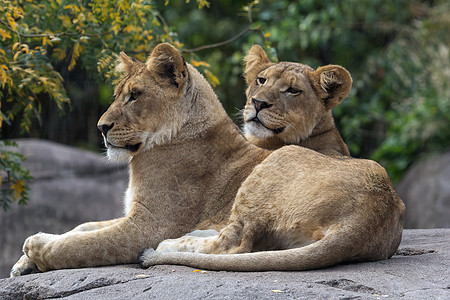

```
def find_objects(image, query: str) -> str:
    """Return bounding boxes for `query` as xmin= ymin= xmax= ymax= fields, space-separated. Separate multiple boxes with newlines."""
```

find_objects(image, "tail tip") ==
xmin=138 ymin=248 xmax=157 ymax=268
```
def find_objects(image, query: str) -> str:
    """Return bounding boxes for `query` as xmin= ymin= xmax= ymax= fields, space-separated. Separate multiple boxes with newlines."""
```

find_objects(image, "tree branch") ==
xmin=182 ymin=25 xmax=253 ymax=53
xmin=0 ymin=20 xmax=112 ymax=39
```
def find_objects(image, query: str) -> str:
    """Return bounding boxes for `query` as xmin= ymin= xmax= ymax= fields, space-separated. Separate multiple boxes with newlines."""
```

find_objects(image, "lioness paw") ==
xmin=10 ymin=255 xmax=40 ymax=277
xmin=23 ymin=233 xmax=58 ymax=271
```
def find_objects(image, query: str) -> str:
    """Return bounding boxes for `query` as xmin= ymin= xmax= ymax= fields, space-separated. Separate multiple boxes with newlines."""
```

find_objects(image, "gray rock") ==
xmin=0 ymin=139 xmax=128 ymax=278
xmin=0 ymin=229 xmax=448 ymax=299
xmin=397 ymin=151 xmax=450 ymax=228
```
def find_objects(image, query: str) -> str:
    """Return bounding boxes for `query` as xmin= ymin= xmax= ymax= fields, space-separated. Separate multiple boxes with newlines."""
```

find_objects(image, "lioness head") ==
xmin=97 ymin=43 xmax=192 ymax=161
xmin=243 ymin=45 xmax=352 ymax=147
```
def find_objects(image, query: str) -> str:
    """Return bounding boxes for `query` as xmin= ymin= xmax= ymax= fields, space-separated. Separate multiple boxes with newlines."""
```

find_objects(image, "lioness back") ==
xmin=242 ymin=45 xmax=351 ymax=157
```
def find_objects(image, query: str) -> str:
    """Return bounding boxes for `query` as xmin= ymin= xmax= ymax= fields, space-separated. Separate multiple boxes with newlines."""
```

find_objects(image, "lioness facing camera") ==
xmin=243 ymin=45 xmax=351 ymax=156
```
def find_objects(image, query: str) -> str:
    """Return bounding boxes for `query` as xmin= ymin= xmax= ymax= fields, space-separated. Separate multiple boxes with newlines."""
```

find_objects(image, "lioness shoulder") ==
xmin=242 ymin=45 xmax=351 ymax=157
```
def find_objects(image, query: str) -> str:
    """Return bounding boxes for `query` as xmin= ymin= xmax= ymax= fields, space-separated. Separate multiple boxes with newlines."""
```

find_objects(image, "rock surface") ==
xmin=396 ymin=151 xmax=450 ymax=228
xmin=0 ymin=229 xmax=449 ymax=299
xmin=0 ymin=139 xmax=128 ymax=278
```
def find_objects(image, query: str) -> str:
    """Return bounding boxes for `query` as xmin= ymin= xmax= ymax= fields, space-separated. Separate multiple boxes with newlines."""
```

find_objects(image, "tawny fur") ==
xmin=11 ymin=43 xmax=404 ymax=275
xmin=242 ymin=45 xmax=351 ymax=156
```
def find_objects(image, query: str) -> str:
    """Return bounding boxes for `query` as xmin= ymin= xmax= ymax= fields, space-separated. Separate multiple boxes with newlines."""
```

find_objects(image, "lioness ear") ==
xmin=307 ymin=65 xmax=352 ymax=109
xmin=147 ymin=43 xmax=187 ymax=88
xmin=116 ymin=52 xmax=138 ymax=74
xmin=244 ymin=45 xmax=273 ymax=86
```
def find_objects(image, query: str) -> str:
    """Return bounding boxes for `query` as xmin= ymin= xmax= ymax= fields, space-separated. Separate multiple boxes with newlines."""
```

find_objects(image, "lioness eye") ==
xmin=128 ymin=91 xmax=141 ymax=103
xmin=256 ymin=77 xmax=266 ymax=85
xmin=286 ymin=87 xmax=302 ymax=95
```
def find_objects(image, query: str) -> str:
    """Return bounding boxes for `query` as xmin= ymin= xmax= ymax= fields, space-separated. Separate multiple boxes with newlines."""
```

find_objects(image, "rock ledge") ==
xmin=1 ymin=229 xmax=448 ymax=299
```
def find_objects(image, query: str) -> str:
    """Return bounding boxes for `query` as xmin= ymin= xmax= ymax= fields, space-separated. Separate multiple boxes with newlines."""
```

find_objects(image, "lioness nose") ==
xmin=98 ymin=123 xmax=114 ymax=136
xmin=252 ymin=98 xmax=272 ymax=112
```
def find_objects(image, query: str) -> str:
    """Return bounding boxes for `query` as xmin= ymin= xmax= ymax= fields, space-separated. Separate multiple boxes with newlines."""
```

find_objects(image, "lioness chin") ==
xmin=243 ymin=45 xmax=351 ymax=157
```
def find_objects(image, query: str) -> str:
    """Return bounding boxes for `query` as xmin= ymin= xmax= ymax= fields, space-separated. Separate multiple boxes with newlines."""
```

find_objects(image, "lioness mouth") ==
xmin=125 ymin=143 xmax=142 ymax=152
xmin=250 ymin=117 xmax=284 ymax=134
xmin=272 ymin=127 xmax=284 ymax=134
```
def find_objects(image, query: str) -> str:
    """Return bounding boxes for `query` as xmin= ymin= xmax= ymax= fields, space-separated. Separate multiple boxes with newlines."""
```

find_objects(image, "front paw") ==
xmin=10 ymin=255 xmax=40 ymax=277
xmin=23 ymin=233 xmax=58 ymax=272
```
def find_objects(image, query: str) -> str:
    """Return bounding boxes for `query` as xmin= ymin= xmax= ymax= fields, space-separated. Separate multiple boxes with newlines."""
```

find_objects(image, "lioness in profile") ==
xmin=242 ymin=45 xmax=351 ymax=156
xmin=12 ymin=43 xmax=404 ymax=275
xmin=11 ymin=43 xmax=270 ymax=276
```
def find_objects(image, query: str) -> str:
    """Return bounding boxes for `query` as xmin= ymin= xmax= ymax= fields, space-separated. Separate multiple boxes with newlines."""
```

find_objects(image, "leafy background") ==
xmin=1 ymin=0 xmax=449 ymax=210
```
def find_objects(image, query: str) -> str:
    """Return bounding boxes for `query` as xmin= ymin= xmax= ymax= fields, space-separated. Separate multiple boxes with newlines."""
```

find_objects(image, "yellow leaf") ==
xmin=68 ymin=42 xmax=80 ymax=71
xmin=13 ymin=52 xmax=20 ymax=61
xmin=59 ymin=15 xmax=72 ymax=28
xmin=112 ymin=24 xmax=120 ymax=35
xmin=12 ymin=42 xmax=20 ymax=51
xmin=20 ymin=44 xmax=29 ymax=54
xmin=123 ymin=25 xmax=135 ymax=33
xmin=204 ymin=69 xmax=220 ymax=87
xmin=6 ymin=12 xmax=17 ymax=30
xmin=42 ymin=36 xmax=50 ymax=46
xmin=0 ymin=29 xmax=11 ymax=41
xmin=173 ymin=41 xmax=184 ymax=48
xmin=191 ymin=60 xmax=210 ymax=68
xmin=197 ymin=0 xmax=210 ymax=9
xmin=264 ymin=32 xmax=271 ymax=38
xmin=11 ymin=180 xmax=25 ymax=200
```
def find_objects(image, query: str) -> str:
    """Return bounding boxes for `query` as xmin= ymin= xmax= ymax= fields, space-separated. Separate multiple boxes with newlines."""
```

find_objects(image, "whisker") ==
xmin=232 ymin=108 xmax=245 ymax=123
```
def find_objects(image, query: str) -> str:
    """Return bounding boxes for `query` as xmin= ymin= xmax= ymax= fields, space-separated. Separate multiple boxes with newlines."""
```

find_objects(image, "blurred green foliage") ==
xmin=1 ymin=0 xmax=449 ymax=210
xmin=0 ymin=140 xmax=32 ymax=210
